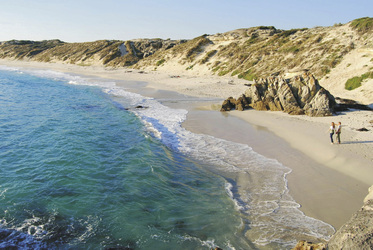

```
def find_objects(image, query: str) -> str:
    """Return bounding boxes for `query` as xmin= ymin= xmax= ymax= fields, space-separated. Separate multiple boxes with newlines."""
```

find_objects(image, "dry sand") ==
xmin=1 ymin=59 xmax=373 ymax=230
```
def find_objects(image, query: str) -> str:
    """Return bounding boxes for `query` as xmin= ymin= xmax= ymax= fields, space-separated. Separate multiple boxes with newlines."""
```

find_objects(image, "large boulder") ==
xmin=303 ymin=88 xmax=335 ymax=116
xmin=327 ymin=185 xmax=373 ymax=249
xmin=221 ymin=72 xmax=336 ymax=116
xmin=276 ymin=80 xmax=305 ymax=115
xmin=220 ymin=97 xmax=236 ymax=111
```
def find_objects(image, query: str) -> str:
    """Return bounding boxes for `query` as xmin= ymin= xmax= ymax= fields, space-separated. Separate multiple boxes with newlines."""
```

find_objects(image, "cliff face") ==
xmin=327 ymin=185 xmax=373 ymax=249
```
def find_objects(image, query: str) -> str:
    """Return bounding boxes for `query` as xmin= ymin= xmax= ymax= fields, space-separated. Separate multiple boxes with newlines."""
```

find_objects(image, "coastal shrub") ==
xmin=257 ymin=26 xmax=276 ymax=30
xmin=245 ymin=33 xmax=259 ymax=45
xmin=231 ymin=70 xmax=240 ymax=76
xmin=345 ymin=71 xmax=373 ymax=90
xmin=345 ymin=76 xmax=362 ymax=90
xmin=156 ymin=58 xmax=165 ymax=66
xmin=184 ymin=36 xmax=211 ymax=61
xmin=277 ymin=28 xmax=308 ymax=38
xmin=186 ymin=65 xmax=194 ymax=70
xmin=199 ymin=50 xmax=217 ymax=64
xmin=322 ymin=53 xmax=342 ymax=68
xmin=238 ymin=69 xmax=257 ymax=81
xmin=212 ymin=66 xmax=220 ymax=72
xmin=350 ymin=17 xmax=373 ymax=34
xmin=280 ymin=45 xmax=300 ymax=54
xmin=320 ymin=66 xmax=330 ymax=75
xmin=218 ymin=69 xmax=230 ymax=76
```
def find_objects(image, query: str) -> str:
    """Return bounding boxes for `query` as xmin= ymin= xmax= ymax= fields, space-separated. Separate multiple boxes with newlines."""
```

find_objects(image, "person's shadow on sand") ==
xmin=341 ymin=141 xmax=373 ymax=144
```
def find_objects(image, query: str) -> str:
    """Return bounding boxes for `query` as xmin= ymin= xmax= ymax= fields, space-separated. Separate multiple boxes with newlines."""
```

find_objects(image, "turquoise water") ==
xmin=0 ymin=69 xmax=246 ymax=249
xmin=0 ymin=66 xmax=335 ymax=249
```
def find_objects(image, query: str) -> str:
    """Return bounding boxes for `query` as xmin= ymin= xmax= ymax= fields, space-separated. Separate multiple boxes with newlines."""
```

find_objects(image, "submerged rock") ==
xmin=221 ymin=72 xmax=336 ymax=117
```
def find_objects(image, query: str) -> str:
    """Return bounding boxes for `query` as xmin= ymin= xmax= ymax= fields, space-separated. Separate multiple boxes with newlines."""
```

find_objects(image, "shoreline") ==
xmin=181 ymin=107 xmax=372 ymax=229
xmin=218 ymin=110 xmax=372 ymax=229
xmin=1 ymin=59 xmax=373 ymax=230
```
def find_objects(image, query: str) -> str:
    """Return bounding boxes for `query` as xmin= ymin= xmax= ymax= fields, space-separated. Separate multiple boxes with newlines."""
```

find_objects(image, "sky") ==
xmin=0 ymin=0 xmax=372 ymax=42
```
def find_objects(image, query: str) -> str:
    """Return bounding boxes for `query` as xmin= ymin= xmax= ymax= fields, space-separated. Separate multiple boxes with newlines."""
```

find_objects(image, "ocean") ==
xmin=0 ymin=66 xmax=334 ymax=249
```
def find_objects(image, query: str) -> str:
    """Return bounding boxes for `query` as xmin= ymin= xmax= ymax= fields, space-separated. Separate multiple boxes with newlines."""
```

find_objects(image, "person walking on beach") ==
xmin=335 ymin=122 xmax=342 ymax=144
xmin=329 ymin=122 xmax=335 ymax=144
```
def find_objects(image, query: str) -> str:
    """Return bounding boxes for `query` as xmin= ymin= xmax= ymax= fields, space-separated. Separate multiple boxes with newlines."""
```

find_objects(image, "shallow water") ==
xmin=0 ymin=66 xmax=334 ymax=249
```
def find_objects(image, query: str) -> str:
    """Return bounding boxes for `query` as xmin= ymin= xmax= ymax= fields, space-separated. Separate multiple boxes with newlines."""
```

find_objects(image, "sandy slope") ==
xmin=320 ymin=48 xmax=373 ymax=105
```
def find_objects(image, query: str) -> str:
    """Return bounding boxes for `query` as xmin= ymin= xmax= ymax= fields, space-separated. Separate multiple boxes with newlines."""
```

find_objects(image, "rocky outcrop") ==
xmin=221 ymin=72 xmax=336 ymax=117
xmin=292 ymin=240 xmax=326 ymax=250
xmin=327 ymin=185 xmax=373 ymax=249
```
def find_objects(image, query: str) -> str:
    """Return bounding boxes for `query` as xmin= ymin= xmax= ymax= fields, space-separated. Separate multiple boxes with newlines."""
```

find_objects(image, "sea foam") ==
xmin=2 ymin=67 xmax=335 ymax=248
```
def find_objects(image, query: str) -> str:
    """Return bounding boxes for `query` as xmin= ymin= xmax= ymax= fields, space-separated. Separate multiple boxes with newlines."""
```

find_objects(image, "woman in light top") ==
xmin=329 ymin=122 xmax=335 ymax=144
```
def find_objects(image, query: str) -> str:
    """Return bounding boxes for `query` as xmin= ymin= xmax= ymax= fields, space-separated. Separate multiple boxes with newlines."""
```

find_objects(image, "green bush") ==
xmin=345 ymin=76 xmax=362 ymax=90
xmin=350 ymin=17 xmax=373 ymax=34
xmin=218 ymin=69 xmax=230 ymax=76
xmin=238 ymin=69 xmax=257 ymax=81
xmin=277 ymin=28 xmax=308 ymax=38
xmin=345 ymin=71 xmax=373 ymax=90
xmin=231 ymin=70 xmax=240 ymax=76
xmin=156 ymin=58 xmax=165 ymax=66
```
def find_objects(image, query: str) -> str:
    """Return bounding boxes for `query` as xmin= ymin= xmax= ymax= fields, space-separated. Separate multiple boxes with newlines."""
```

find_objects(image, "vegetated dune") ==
xmin=0 ymin=17 xmax=372 ymax=104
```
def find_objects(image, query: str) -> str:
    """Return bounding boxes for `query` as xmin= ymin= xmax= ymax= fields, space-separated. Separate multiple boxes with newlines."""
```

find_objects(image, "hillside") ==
xmin=0 ymin=17 xmax=372 ymax=104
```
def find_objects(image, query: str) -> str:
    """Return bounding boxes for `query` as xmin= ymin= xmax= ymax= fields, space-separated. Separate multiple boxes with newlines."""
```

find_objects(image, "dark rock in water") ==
xmin=0 ymin=228 xmax=13 ymax=240
xmin=357 ymin=127 xmax=369 ymax=132
xmin=221 ymin=72 xmax=336 ymax=116
xmin=327 ymin=185 xmax=373 ymax=249
xmin=220 ymin=97 xmax=236 ymax=111
xmin=135 ymin=105 xmax=148 ymax=109
xmin=174 ymin=220 xmax=187 ymax=229
xmin=221 ymin=95 xmax=251 ymax=111
xmin=0 ymin=227 xmax=47 ymax=249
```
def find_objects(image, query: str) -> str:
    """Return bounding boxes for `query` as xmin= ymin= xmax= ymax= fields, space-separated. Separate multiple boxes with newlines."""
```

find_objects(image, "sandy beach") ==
xmin=1 ymin=59 xmax=373 ymax=231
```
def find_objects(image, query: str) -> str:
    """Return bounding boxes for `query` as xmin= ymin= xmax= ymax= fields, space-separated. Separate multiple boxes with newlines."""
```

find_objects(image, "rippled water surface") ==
xmin=0 ymin=67 xmax=335 ymax=249
xmin=0 ymin=69 xmax=247 ymax=249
